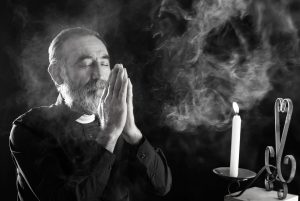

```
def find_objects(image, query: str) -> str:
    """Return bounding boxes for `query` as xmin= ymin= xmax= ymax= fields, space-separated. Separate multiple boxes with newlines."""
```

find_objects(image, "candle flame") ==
xmin=233 ymin=102 xmax=239 ymax=114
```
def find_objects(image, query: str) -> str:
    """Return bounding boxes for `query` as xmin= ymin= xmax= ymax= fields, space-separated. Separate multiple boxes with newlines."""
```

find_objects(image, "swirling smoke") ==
xmin=155 ymin=0 xmax=300 ymax=132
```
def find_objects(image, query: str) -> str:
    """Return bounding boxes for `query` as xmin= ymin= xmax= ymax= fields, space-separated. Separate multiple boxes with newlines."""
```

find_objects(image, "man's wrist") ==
xmin=124 ymin=128 xmax=143 ymax=145
xmin=96 ymin=130 xmax=120 ymax=153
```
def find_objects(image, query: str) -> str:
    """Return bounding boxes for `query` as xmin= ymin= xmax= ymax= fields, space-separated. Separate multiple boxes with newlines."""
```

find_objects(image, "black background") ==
xmin=1 ymin=0 xmax=300 ymax=200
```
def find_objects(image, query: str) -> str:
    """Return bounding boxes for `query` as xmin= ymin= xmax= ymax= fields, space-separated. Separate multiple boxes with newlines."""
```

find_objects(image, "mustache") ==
xmin=84 ymin=79 xmax=107 ymax=91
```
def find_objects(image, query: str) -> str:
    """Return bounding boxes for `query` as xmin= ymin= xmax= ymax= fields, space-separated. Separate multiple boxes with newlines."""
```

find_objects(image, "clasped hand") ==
xmin=97 ymin=64 xmax=142 ymax=152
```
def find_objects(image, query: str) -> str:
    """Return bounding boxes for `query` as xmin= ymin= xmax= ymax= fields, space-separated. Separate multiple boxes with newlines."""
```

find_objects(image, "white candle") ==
xmin=230 ymin=102 xmax=241 ymax=177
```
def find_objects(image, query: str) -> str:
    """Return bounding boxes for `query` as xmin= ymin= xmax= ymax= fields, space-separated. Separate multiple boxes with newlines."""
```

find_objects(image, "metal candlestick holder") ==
xmin=213 ymin=98 xmax=296 ymax=200
xmin=213 ymin=167 xmax=256 ymax=182
xmin=213 ymin=167 xmax=257 ymax=197
xmin=264 ymin=98 xmax=296 ymax=200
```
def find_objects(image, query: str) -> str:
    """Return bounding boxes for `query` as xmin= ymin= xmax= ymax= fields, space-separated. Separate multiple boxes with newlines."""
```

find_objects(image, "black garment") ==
xmin=9 ymin=97 xmax=172 ymax=201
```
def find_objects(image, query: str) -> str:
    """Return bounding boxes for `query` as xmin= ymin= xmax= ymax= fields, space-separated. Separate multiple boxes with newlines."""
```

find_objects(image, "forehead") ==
xmin=61 ymin=35 xmax=108 ymax=62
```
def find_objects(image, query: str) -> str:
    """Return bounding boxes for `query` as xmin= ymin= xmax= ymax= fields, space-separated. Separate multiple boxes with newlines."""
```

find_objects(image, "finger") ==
xmin=124 ymin=68 xmax=128 ymax=81
xmin=119 ymin=74 xmax=129 ymax=102
xmin=127 ymin=79 xmax=134 ymax=121
xmin=99 ymin=102 xmax=106 ymax=129
xmin=101 ymin=85 xmax=109 ymax=101
xmin=108 ymin=65 xmax=120 ymax=100
xmin=127 ymin=78 xmax=133 ymax=104
xmin=104 ymin=79 xmax=112 ymax=103
xmin=99 ymin=87 xmax=108 ymax=113
xmin=113 ymin=65 xmax=124 ymax=99
xmin=98 ymin=84 xmax=108 ymax=115
xmin=119 ymin=68 xmax=128 ymax=99
xmin=105 ymin=66 xmax=118 ymax=102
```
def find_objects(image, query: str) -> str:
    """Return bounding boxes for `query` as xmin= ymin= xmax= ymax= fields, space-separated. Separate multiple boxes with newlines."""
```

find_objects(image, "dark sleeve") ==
xmin=129 ymin=137 xmax=172 ymax=196
xmin=9 ymin=122 xmax=116 ymax=201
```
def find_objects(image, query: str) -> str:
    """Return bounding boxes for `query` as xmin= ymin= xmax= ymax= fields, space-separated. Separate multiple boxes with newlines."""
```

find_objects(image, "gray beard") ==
xmin=60 ymin=79 xmax=106 ymax=115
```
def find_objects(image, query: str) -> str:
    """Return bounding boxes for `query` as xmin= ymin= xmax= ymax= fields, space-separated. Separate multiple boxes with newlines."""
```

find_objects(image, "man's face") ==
xmin=59 ymin=35 xmax=111 ymax=114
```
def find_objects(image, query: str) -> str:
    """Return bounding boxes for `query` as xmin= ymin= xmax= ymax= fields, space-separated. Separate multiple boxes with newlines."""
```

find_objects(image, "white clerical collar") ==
xmin=75 ymin=114 xmax=96 ymax=124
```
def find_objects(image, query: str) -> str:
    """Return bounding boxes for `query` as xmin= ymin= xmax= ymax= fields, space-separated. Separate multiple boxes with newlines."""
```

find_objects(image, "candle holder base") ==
xmin=213 ymin=167 xmax=257 ymax=197
xmin=213 ymin=167 xmax=256 ymax=182
xmin=224 ymin=187 xmax=298 ymax=201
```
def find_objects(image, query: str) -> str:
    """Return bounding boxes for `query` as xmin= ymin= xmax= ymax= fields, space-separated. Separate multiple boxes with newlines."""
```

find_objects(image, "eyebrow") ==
xmin=101 ymin=55 xmax=110 ymax=60
xmin=75 ymin=54 xmax=110 ymax=64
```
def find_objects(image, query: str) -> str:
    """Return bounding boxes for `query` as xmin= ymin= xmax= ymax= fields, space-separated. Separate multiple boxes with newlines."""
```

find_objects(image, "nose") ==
xmin=91 ymin=65 xmax=110 ymax=81
xmin=91 ymin=66 xmax=100 ymax=80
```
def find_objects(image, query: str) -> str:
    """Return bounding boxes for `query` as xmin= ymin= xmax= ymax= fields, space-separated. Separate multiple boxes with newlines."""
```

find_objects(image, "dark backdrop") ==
xmin=1 ymin=0 xmax=300 ymax=201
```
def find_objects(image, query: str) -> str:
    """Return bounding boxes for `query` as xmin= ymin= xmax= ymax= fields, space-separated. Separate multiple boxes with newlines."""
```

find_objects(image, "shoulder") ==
xmin=10 ymin=105 xmax=62 ymax=151
xmin=13 ymin=105 xmax=59 ymax=130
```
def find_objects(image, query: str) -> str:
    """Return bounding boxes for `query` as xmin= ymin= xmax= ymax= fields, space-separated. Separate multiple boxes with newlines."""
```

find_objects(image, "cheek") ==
xmin=105 ymin=69 xmax=111 ymax=80
xmin=100 ymin=68 xmax=111 ymax=80
xmin=66 ymin=68 xmax=90 ymax=88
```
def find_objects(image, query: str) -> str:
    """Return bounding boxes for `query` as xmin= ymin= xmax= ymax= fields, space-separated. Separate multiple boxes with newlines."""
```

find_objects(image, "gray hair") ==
xmin=48 ymin=27 xmax=105 ymax=66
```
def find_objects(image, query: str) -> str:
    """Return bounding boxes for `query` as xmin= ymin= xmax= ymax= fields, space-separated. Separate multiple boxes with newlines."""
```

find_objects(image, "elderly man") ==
xmin=9 ymin=27 xmax=172 ymax=201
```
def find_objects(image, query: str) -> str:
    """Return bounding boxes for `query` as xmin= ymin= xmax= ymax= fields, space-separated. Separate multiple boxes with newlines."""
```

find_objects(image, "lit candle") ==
xmin=230 ymin=102 xmax=241 ymax=177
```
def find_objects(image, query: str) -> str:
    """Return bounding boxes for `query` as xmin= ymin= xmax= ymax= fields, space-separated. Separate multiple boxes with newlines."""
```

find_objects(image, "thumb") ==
xmin=127 ymin=79 xmax=135 ymax=121
xmin=98 ymin=101 xmax=106 ymax=129
xmin=127 ymin=79 xmax=133 ymax=105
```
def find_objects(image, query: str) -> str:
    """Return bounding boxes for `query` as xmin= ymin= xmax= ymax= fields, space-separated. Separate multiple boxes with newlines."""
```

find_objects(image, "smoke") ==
xmin=12 ymin=0 xmax=123 ymax=108
xmin=9 ymin=0 xmax=300 ymax=131
xmin=155 ymin=0 xmax=300 ymax=132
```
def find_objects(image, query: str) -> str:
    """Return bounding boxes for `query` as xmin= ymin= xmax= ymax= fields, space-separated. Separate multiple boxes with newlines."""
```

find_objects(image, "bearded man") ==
xmin=9 ymin=27 xmax=172 ymax=201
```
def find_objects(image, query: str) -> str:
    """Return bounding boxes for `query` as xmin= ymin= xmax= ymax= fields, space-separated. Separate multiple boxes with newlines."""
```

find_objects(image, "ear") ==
xmin=48 ymin=64 xmax=64 ymax=86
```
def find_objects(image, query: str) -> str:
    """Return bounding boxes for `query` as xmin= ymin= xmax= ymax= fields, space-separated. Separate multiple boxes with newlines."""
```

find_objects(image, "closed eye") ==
xmin=99 ymin=58 xmax=110 ymax=68
xmin=79 ymin=58 xmax=94 ymax=68
xmin=100 ymin=61 xmax=109 ymax=66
